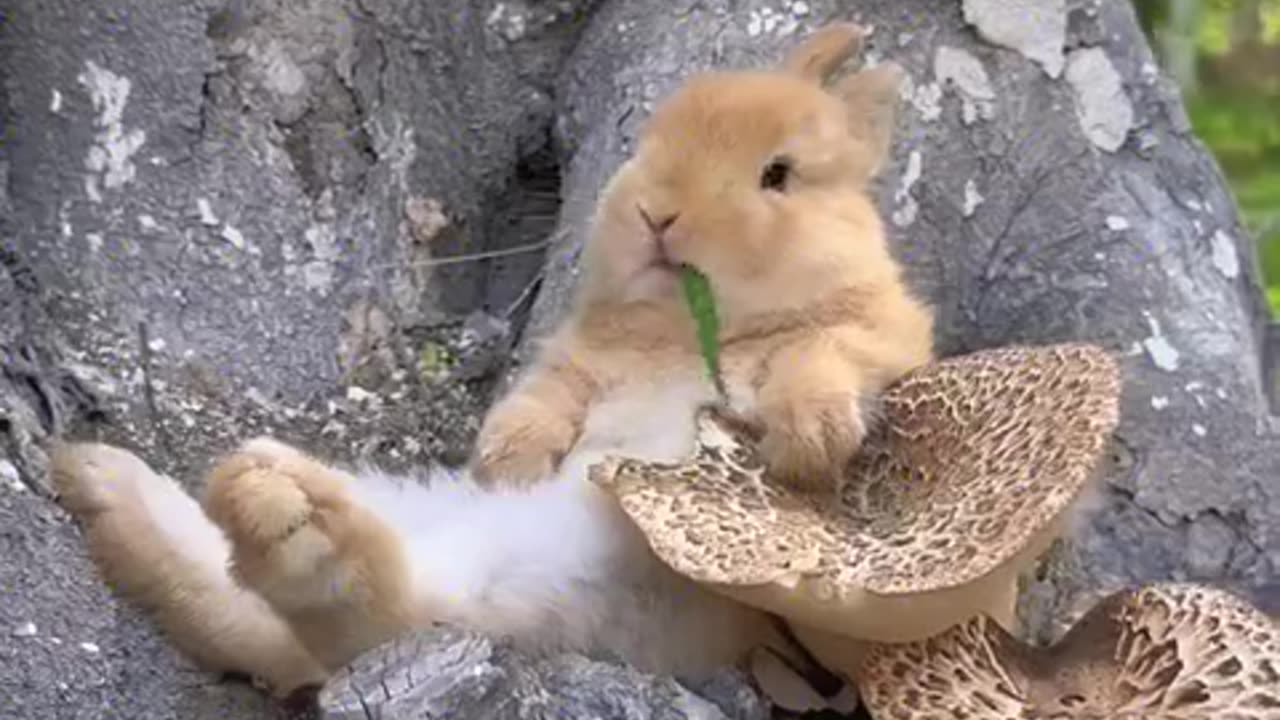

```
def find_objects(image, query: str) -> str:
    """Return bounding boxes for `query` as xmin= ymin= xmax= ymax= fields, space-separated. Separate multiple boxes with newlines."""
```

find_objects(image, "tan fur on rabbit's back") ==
xmin=473 ymin=22 xmax=935 ymax=494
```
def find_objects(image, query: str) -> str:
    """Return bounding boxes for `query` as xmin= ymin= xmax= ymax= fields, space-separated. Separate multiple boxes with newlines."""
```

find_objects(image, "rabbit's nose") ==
xmin=637 ymin=205 xmax=679 ymax=238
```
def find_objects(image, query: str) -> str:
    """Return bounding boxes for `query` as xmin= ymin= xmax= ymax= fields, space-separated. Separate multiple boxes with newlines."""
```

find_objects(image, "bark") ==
xmin=1158 ymin=0 xmax=1201 ymax=94
xmin=315 ymin=627 xmax=766 ymax=720
xmin=1 ymin=1 xmax=589 ymax=717
xmin=1 ymin=0 xmax=1275 ymax=718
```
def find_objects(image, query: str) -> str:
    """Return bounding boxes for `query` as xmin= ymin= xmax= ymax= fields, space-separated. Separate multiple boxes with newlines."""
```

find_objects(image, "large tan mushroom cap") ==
xmin=590 ymin=343 xmax=1122 ymax=643
xmin=857 ymin=582 xmax=1280 ymax=719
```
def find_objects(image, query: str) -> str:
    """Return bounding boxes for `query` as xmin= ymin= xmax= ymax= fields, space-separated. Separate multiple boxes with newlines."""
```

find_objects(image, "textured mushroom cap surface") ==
xmin=591 ymin=343 xmax=1120 ymax=599
xmin=857 ymin=582 xmax=1280 ymax=719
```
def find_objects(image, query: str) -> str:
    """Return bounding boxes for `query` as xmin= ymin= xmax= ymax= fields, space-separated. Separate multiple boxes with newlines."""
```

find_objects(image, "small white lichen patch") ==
xmin=790 ymin=1 xmax=810 ymax=17
xmin=86 ymin=233 xmax=104 ymax=253
xmin=747 ymin=7 xmax=798 ymax=37
xmin=50 ymin=89 xmax=63 ymax=114
xmin=79 ymin=642 xmax=100 ymax=654
xmin=901 ymin=76 xmax=943 ymax=122
xmin=302 ymin=223 xmax=340 ymax=293
xmin=222 ymin=225 xmax=246 ymax=251
xmin=1105 ymin=215 xmax=1130 ymax=231
xmin=257 ymin=40 xmax=307 ymax=99
xmin=1142 ymin=314 xmax=1181 ymax=372
xmin=12 ymin=622 xmax=37 ymax=638
xmin=197 ymin=198 xmax=219 ymax=226
xmin=1191 ymin=423 xmax=1207 ymax=437
xmin=345 ymin=385 xmax=377 ymax=404
xmin=934 ymin=47 xmax=996 ymax=125
xmin=1151 ymin=396 xmax=1169 ymax=410
xmin=138 ymin=214 xmax=158 ymax=231
xmin=77 ymin=61 xmax=146 ymax=202
xmin=892 ymin=150 xmax=923 ymax=227
xmin=1209 ymin=229 xmax=1240 ymax=279
xmin=962 ymin=0 xmax=1066 ymax=78
xmin=963 ymin=178 xmax=984 ymax=217
xmin=486 ymin=3 xmax=528 ymax=42
xmin=1064 ymin=48 xmax=1134 ymax=153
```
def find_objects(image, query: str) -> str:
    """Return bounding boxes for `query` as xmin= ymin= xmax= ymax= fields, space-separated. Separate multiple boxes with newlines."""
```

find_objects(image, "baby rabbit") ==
xmin=49 ymin=25 xmax=917 ymax=704
xmin=474 ymin=23 xmax=934 ymax=493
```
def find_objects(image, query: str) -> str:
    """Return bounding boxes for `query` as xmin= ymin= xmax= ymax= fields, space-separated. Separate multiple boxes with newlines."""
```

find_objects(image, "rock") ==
xmin=961 ymin=0 xmax=1067 ymax=78
xmin=0 ymin=0 xmax=588 ymax=716
xmin=2 ymin=0 xmax=1277 ymax=718
xmin=316 ymin=627 xmax=742 ymax=720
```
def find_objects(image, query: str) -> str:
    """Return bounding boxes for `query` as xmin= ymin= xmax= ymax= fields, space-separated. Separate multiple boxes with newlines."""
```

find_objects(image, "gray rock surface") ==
xmin=1 ymin=0 xmax=590 ymax=717
xmin=317 ymin=627 xmax=765 ymax=720
xmin=1 ymin=0 xmax=1276 ymax=718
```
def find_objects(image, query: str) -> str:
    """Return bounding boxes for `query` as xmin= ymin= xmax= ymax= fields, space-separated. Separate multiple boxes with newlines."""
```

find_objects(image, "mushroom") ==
xmin=590 ymin=343 xmax=1122 ymax=676
xmin=857 ymin=582 xmax=1280 ymax=719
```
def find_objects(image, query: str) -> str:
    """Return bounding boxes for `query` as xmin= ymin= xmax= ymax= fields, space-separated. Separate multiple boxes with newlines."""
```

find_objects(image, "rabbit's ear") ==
xmin=779 ymin=22 xmax=865 ymax=84
xmin=835 ymin=62 xmax=904 ymax=180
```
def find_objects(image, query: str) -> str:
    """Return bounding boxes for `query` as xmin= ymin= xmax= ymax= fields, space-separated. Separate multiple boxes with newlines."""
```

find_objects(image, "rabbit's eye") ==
xmin=760 ymin=158 xmax=791 ymax=192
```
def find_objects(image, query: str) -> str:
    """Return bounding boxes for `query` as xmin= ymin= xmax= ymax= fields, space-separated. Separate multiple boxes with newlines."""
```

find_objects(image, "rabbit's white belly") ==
xmin=558 ymin=372 xmax=717 ymax=485
xmin=349 ymin=362 xmax=779 ymax=679
xmin=558 ymin=357 xmax=767 ymax=485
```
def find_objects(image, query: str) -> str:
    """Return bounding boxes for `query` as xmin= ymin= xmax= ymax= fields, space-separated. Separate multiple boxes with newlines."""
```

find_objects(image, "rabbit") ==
xmin=48 ymin=21 xmax=928 ymax=706
xmin=473 ymin=23 xmax=934 ymax=494
xmin=50 ymin=436 xmax=788 ymax=700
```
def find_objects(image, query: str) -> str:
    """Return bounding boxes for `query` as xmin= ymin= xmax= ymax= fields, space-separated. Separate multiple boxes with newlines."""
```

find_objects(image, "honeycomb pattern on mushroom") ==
xmin=590 ymin=343 xmax=1121 ymax=598
xmin=857 ymin=582 xmax=1280 ymax=719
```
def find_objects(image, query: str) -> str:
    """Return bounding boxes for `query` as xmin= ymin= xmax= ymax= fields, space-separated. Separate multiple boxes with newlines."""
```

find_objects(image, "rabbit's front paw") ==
xmin=758 ymin=392 xmax=865 ymax=493
xmin=471 ymin=402 xmax=576 ymax=489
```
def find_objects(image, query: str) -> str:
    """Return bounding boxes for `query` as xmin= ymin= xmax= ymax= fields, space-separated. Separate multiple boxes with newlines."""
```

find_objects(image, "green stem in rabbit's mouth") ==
xmin=679 ymin=264 xmax=727 ymax=400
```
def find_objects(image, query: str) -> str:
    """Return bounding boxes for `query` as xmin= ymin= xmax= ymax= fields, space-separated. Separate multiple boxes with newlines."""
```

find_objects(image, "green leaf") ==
xmin=680 ymin=265 xmax=725 ymax=396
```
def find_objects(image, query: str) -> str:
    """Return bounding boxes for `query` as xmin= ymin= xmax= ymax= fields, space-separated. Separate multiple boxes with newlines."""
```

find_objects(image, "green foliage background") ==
xmin=1135 ymin=0 xmax=1280 ymax=314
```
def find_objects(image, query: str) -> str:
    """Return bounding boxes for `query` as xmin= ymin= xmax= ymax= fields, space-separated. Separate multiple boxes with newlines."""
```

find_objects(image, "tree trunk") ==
xmin=315 ymin=627 xmax=766 ymax=720
xmin=2 ymin=1 xmax=1275 ymax=719
xmin=1231 ymin=0 xmax=1263 ymax=48
xmin=1158 ymin=0 xmax=1201 ymax=95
